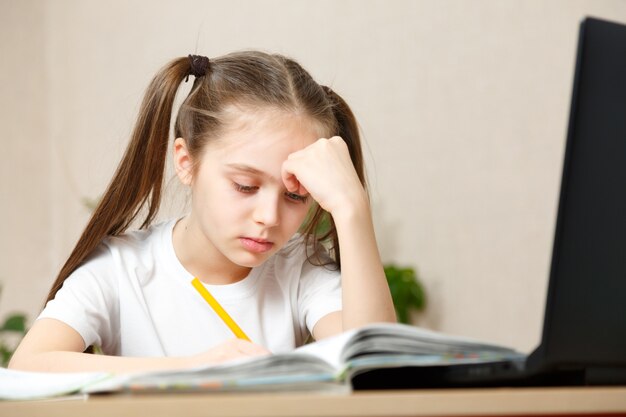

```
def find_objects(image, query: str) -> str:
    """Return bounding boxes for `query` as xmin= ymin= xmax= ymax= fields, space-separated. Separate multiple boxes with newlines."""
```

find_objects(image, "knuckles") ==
xmin=310 ymin=136 xmax=346 ymax=154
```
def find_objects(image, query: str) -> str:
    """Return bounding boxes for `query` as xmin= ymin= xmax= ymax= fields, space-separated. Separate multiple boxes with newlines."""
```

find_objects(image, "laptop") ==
xmin=353 ymin=16 xmax=626 ymax=389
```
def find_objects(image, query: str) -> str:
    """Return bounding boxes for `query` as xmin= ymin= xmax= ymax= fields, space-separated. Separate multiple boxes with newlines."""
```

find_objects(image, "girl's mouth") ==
xmin=240 ymin=237 xmax=274 ymax=253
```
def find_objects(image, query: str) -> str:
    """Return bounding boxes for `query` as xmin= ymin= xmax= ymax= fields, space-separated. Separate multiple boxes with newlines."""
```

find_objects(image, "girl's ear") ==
xmin=174 ymin=138 xmax=194 ymax=185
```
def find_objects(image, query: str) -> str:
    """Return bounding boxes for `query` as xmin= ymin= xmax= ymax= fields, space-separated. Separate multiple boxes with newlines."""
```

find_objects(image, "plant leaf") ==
xmin=384 ymin=263 xmax=427 ymax=324
xmin=1 ymin=314 xmax=27 ymax=332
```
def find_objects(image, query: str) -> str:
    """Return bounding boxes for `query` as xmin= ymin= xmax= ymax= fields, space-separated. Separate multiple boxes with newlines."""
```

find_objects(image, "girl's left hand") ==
xmin=281 ymin=136 xmax=367 ymax=218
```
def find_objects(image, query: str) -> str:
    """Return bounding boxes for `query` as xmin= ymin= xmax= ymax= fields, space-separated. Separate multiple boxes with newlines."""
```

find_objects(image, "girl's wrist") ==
xmin=329 ymin=191 xmax=371 ymax=228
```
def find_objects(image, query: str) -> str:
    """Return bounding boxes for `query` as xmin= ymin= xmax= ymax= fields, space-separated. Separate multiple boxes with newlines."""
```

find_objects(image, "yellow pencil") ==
xmin=191 ymin=277 xmax=251 ymax=342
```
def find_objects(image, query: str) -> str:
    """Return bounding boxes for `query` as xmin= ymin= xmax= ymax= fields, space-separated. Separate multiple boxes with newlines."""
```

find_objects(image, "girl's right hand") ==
xmin=189 ymin=338 xmax=271 ymax=367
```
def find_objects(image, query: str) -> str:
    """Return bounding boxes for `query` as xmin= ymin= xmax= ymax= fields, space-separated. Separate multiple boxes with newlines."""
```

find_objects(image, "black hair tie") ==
xmin=186 ymin=54 xmax=210 ymax=81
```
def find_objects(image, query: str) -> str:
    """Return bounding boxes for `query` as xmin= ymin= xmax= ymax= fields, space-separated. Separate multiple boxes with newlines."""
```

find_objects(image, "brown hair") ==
xmin=46 ymin=50 xmax=367 ymax=303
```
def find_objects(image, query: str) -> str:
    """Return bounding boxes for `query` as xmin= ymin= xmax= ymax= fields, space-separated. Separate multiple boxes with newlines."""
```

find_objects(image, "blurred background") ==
xmin=2 ymin=0 xmax=625 ymax=354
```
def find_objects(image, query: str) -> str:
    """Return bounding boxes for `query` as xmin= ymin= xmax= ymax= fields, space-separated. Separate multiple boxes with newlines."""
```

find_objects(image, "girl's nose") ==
xmin=252 ymin=194 xmax=280 ymax=227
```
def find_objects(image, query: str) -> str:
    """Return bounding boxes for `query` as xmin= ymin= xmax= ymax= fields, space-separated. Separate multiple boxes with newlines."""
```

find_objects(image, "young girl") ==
xmin=9 ymin=51 xmax=396 ymax=373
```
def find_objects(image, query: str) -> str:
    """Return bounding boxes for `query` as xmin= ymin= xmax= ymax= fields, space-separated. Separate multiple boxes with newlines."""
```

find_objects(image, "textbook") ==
xmin=0 ymin=322 xmax=524 ymax=399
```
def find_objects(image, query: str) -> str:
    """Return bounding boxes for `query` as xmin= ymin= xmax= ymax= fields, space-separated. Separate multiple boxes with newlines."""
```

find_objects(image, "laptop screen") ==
xmin=528 ymin=17 xmax=626 ymax=375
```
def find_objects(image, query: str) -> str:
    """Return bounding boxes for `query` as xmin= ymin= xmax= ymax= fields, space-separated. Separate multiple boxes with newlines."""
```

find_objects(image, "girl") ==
xmin=9 ymin=51 xmax=396 ymax=373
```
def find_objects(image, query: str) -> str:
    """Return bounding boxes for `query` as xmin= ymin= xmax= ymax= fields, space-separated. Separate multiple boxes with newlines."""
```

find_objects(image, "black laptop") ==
xmin=353 ymin=16 xmax=626 ymax=389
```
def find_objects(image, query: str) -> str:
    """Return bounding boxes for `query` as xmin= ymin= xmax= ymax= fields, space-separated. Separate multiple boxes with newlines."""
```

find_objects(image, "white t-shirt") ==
xmin=38 ymin=218 xmax=342 ymax=357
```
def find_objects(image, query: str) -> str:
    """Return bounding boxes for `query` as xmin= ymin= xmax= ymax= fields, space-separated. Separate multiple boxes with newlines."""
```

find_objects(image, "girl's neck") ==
xmin=172 ymin=216 xmax=251 ymax=285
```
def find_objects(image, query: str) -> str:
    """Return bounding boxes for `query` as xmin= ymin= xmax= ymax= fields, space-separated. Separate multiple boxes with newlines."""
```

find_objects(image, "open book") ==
xmin=0 ymin=322 xmax=525 ymax=399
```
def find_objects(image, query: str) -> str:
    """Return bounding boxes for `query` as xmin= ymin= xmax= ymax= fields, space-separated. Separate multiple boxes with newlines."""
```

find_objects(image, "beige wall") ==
xmin=2 ymin=0 xmax=625 ymax=353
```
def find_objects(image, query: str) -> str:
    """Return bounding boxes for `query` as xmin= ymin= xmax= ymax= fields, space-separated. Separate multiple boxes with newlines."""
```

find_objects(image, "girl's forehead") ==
xmin=209 ymin=106 xmax=324 ymax=154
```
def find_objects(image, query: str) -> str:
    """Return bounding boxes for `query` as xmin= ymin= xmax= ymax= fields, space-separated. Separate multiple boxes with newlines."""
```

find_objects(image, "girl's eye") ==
xmin=285 ymin=192 xmax=308 ymax=204
xmin=233 ymin=183 xmax=258 ymax=193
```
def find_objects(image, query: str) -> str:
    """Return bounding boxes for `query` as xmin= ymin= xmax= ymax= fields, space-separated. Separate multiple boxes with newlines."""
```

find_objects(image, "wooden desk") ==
xmin=1 ymin=387 xmax=626 ymax=417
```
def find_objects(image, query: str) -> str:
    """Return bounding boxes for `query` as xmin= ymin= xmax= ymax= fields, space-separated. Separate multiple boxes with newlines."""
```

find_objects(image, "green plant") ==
xmin=384 ymin=264 xmax=426 ymax=324
xmin=0 ymin=286 xmax=28 ymax=367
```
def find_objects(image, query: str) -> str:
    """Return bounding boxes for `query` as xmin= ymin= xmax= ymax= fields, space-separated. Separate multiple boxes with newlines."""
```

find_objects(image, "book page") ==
xmin=294 ymin=328 xmax=358 ymax=369
xmin=83 ymin=351 xmax=343 ymax=394
xmin=339 ymin=322 xmax=524 ymax=362
xmin=0 ymin=367 xmax=110 ymax=400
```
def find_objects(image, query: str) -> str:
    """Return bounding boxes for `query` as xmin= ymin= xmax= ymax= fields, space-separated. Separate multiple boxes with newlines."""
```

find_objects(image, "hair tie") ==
xmin=186 ymin=54 xmax=210 ymax=82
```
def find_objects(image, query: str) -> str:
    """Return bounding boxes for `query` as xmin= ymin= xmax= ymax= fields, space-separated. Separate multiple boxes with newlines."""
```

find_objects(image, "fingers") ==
xmin=230 ymin=338 xmax=272 ymax=356
xmin=194 ymin=339 xmax=272 ymax=367
xmin=281 ymin=170 xmax=310 ymax=196
xmin=281 ymin=165 xmax=301 ymax=194
xmin=281 ymin=154 xmax=312 ymax=196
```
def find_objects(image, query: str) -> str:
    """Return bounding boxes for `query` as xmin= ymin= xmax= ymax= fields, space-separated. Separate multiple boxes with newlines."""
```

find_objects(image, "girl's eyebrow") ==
xmin=226 ymin=163 xmax=273 ymax=180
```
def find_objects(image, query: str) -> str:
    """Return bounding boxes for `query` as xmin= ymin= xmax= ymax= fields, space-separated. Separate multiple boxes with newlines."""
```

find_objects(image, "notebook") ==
xmin=353 ymin=16 xmax=626 ymax=390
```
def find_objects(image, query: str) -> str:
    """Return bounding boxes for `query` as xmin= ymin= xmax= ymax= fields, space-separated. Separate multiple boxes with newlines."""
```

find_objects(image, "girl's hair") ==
xmin=46 ymin=50 xmax=366 ymax=303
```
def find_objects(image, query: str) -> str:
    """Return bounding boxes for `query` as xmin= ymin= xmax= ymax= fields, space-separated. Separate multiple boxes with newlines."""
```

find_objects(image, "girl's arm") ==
xmin=282 ymin=137 xmax=397 ymax=339
xmin=9 ymin=318 xmax=270 ymax=373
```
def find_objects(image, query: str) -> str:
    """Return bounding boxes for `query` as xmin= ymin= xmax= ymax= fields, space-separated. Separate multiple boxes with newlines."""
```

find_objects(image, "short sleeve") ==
xmin=297 ymin=260 xmax=342 ymax=332
xmin=37 ymin=245 xmax=119 ymax=354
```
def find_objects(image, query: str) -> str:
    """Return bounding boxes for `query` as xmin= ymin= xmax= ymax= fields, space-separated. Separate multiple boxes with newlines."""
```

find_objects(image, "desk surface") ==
xmin=1 ymin=386 xmax=626 ymax=417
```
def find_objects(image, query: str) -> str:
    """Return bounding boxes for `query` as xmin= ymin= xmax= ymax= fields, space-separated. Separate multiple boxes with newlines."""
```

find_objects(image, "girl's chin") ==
xmin=230 ymin=250 xmax=273 ymax=269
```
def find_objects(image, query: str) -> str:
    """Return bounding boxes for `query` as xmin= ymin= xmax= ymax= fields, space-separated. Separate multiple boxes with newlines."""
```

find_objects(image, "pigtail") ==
xmin=324 ymin=87 xmax=367 ymax=188
xmin=46 ymin=57 xmax=194 ymax=302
